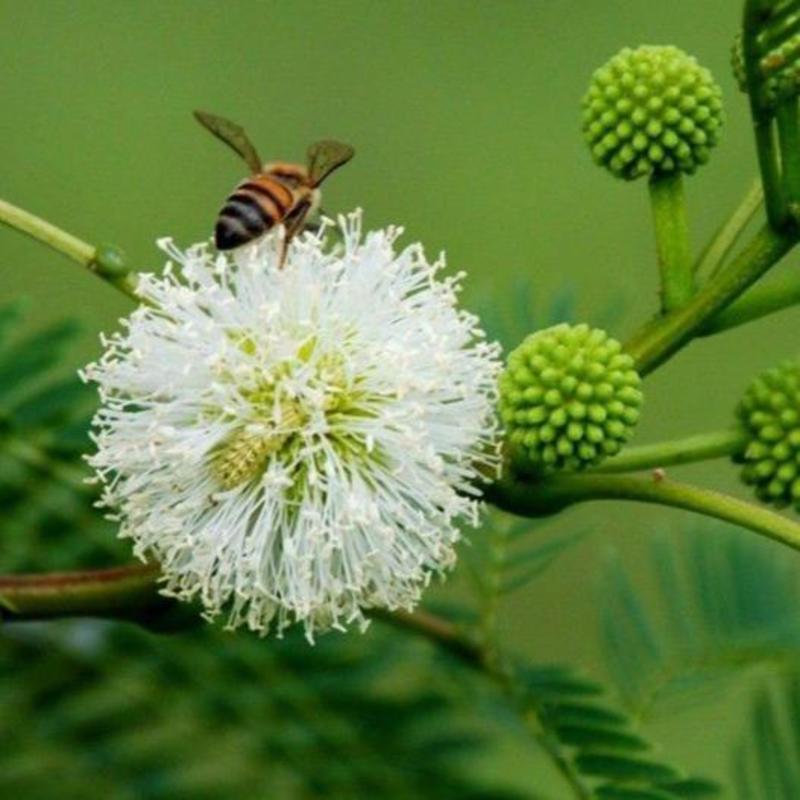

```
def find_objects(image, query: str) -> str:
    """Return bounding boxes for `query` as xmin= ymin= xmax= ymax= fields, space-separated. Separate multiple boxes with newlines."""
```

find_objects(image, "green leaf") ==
xmin=9 ymin=377 xmax=92 ymax=429
xmin=732 ymin=673 xmax=800 ymax=798
xmin=600 ymin=525 xmax=800 ymax=717
xmin=574 ymin=753 xmax=681 ymax=783
xmin=520 ymin=665 xmax=603 ymax=700
xmin=0 ymin=319 xmax=80 ymax=403
xmin=500 ymin=529 xmax=587 ymax=595
xmin=517 ymin=663 xmax=715 ymax=798
xmin=461 ymin=511 xmax=586 ymax=618
xmin=602 ymin=552 xmax=663 ymax=702
xmin=548 ymin=701 xmax=629 ymax=729
xmin=0 ymin=623 xmax=530 ymax=800
xmin=660 ymin=777 xmax=723 ymax=797
xmin=554 ymin=723 xmax=650 ymax=752
xmin=0 ymin=311 xmax=121 ymax=573
xmin=595 ymin=786 xmax=676 ymax=800
xmin=0 ymin=300 xmax=24 ymax=343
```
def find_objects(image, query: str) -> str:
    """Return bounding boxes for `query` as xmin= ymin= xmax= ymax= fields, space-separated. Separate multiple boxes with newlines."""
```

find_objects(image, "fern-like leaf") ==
xmin=461 ymin=511 xmax=587 ymax=604
xmin=600 ymin=525 xmax=800 ymax=718
xmin=731 ymin=672 xmax=800 ymax=798
xmin=0 ymin=303 xmax=124 ymax=572
xmin=0 ymin=620 xmax=534 ymax=799
xmin=516 ymin=664 xmax=721 ymax=799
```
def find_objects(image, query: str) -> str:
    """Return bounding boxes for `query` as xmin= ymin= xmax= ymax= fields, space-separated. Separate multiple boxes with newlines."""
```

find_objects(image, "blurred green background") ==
xmin=2 ymin=1 xmax=799 ymax=797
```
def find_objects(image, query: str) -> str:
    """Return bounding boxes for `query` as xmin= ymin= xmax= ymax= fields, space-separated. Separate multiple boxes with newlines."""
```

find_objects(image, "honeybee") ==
xmin=194 ymin=110 xmax=354 ymax=255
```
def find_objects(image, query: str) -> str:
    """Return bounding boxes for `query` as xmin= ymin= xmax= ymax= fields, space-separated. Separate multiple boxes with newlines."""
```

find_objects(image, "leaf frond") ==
xmin=600 ymin=525 xmax=800 ymax=719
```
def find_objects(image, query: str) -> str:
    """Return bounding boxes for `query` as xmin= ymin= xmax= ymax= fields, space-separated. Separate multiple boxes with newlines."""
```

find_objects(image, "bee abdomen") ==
xmin=214 ymin=176 xmax=293 ymax=251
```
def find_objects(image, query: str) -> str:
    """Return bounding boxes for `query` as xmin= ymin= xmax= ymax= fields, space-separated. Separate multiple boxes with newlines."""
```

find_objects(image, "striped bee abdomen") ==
xmin=214 ymin=175 xmax=295 ymax=251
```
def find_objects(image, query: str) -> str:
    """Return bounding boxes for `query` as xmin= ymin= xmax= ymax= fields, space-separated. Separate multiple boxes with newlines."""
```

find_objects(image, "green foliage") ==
xmin=515 ymin=664 xmax=721 ymax=799
xmin=0 ymin=307 xmax=726 ymax=800
xmin=0 ymin=622 xmax=528 ymax=800
xmin=600 ymin=525 xmax=800 ymax=718
xmin=0 ymin=304 xmax=530 ymax=799
xmin=731 ymin=672 xmax=800 ymax=798
xmin=461 ymin=511 xmax=587 ymax=603
xmin=0 ymin=306 xmax=792 ymax=800
xmin=0 ymin=301 xmax=125 ymax=572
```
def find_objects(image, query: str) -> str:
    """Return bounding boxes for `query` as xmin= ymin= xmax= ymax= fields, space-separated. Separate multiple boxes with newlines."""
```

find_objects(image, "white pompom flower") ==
xmin=83 ymin=211 xmax=501 ymax=638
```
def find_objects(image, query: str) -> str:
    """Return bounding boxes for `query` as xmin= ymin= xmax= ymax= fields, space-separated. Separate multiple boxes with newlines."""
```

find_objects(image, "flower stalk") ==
xmin=625 ymin=224 xmax=795 ymax=374
xmin=650 ymin=172 xmax=694 ymax=312
xmin=743 ymin=0 xmax=787 ymax=228
xmin=0 ymin=197 xmax=138 ymax=299
xmin=777 ymin=99 xmax=800 ymax=205
xmin=694 ymin=179 xmax=764 ymax=279
xmin=0 ymin=563 xmax=163 ymax=622
xmin=488 ymin=472 xmax=800 ymax=554
xmin=590 ymin=428 xmax=748 ymax=473
xmin=701 ymin=270 xmax=800 ymax=334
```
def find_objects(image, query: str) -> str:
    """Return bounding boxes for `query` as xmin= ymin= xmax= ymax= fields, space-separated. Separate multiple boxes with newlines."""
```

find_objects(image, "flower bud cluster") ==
xmin=732 ymin=32 xmax=800 ymax=107
xmin=736 ymin=362 xmax=800 ymax=511
xmin=582 ymin=45 xmax=724 ymax=180
xmin=499 ymin=324 xmax=643 ymax=474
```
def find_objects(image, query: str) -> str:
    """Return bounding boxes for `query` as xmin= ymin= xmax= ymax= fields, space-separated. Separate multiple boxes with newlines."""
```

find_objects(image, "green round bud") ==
xmin=731 ymin=32 xmax=800 ymax=108
xmin=735 ymin=361 xmax=800 ymax=511
xmin=499 ymin=324 xmax=643 ymax=474
xmin=93 ymin=243 xmax=128 ymax=278
xmin=582 ymin=45 xmax=724 ymax=180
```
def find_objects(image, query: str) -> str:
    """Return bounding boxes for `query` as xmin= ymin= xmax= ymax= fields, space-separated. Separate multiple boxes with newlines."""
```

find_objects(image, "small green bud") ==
xmin=735 ymin=361 xmax=800 ymax=511
xmin=93 ymin=243 xmax=128 ymax=278
xmin=499 ymin=324 xmax=643 ymax=475
xmin=732 ymin=32 xmax=800 ymax=108
xmin=582 ymin=45 xmax=724 ymax=180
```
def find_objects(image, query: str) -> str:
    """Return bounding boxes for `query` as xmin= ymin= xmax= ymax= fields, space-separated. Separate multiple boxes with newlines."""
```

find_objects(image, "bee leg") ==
xmin=278 ymin=200 xmax=313 ymax=269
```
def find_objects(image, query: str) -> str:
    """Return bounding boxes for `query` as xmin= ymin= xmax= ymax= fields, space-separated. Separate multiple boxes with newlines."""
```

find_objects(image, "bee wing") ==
xmin=306 ymin=140 xmax=355 ymax=187
xmin=193 ymin=110 xmax=263 ymax=174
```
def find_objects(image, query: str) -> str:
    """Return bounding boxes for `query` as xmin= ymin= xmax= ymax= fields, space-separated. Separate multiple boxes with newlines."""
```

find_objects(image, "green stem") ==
xmin=701 ymin=271 xmax=800 ymax=335
xmin=744 ymin=0 xmax=787 ymax=228
xmin=695 ymin=180 xmax=764 ymax=280
xmin=777 ymin=99 xmax=800 ymax=209
xmin=754 ymin=119 xmax=785 ymax=228
xmin=372 ymin=606 xmax=485 ymax=665
xmin=488 ymin=473 xmax=800 ymax=554
xmin=0 ymin=563 xmax=163 ymax=621
xmin=591 ymin=428 xmax=747 ymax=474
xmin=0 ymin=197 xmax=138 ymax=300
xmin=625 ymin=225 xmax=795 ymax=375
xmin=649 ymin=172 xmax=693 ymax=312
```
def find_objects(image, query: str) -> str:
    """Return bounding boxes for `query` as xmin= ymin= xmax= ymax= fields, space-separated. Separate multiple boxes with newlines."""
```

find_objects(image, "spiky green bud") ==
xmin=731 ymin=31 xmax=800 ymax=107
xmin=499 ymin=324 xmax=643 ymax=475
xmin=736 ymin=361 xmax=800 ymax=511
xmin=582 ymin=45 xmax=724 ymax=180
